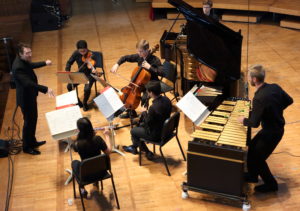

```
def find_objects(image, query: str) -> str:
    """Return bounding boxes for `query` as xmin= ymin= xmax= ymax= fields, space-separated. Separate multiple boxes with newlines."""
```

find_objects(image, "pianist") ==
xmin=202 ymin=0 xmax=218 ymax=21
xmin=238 ymin=64 xmax=293 ymax=193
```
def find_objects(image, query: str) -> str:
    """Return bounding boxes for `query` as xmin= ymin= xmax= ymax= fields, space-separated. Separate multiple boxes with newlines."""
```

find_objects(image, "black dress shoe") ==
xmin=23 ymin=148 xmax=41 ymax=155
xmin=83 ymin=103 xmax=89 ymax=111
xmin=33 ymin=140 xmax=46 ymax=148
xmin=122 ymin=145 xmax=138 ymax=155
xmin=80 ymin=188 xmax=88 ymax=199
xmin=77 ymin=100 xmax=83 ymax=108
xmin=254 ymin=184 xmax=278 ymax=193
xmin=120 ymin=110 xmax=137 ymax=119
xmin=244 ymin=172 xmax=258 ymax=183
xmin=146 ymin=151 xmax=154 ymax=160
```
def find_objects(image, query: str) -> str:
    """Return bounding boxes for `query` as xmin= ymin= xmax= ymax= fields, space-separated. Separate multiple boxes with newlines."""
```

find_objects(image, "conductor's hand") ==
xmin=110 ymin=63 xmax=119 ymax=73
xmin=142 ymin=61 xmax=151 ymax=70
xmin=45 ymin=60 xmax=52 ymax=66
xmin=47 ymin=88 xmax=55 ymax=98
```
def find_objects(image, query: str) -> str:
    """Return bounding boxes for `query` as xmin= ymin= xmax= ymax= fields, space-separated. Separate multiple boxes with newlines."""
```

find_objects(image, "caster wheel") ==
xmin=181 ymin=191 xmax=189 ymax=199
xmin=242 ymin=202 xmax=251 ymax=211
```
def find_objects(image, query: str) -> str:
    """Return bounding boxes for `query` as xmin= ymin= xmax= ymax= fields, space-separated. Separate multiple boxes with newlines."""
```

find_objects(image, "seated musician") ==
xmin=122 ymin=81 xmax=172 ymax=160
xmin=110 ymin=39 xmax=163 ymax=118
xmin=65 ymin=40 xmax=98 ymax=111
xmin=202 ymin=0 xmax=218 ymax=21
xmin=238 ymin=64 xmax=293 ymax=193
xmin=72 ymin=117 xmax=111 ymax=198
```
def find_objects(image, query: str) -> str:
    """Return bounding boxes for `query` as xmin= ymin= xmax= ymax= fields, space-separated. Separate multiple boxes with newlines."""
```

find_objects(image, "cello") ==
xmin=120 ymin=44 xmax=159 ymax=110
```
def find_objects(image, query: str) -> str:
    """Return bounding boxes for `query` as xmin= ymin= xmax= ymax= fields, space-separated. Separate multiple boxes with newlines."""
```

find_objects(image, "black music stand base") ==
xmin=63 ymin=137 xmax=74 ymax=185
xmin=109 ymin=121 xmax=125 ymax=156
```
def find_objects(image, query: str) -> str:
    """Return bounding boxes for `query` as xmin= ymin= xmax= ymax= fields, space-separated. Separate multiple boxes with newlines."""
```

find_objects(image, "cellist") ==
xmin=110 ymin=39 xmax=163 ymax=118
xmin=65 ymin=40 xmax=97 ymax=111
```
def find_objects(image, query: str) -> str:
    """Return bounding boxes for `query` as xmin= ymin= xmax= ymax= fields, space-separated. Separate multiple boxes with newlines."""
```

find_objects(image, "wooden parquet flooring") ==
xmin=1 ymin=0 xmax=300 ymax=210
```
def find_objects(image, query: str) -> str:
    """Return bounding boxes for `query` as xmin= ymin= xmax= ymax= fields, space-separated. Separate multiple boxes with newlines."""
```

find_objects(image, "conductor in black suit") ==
xmin=12 ymin=43 xmax=55 ymax=155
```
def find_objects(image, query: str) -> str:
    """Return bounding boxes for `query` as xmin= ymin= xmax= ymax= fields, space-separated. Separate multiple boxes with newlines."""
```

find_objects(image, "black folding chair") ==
xmin=72 ymin=154 xmax=120 ymax=210
xmin=160 ymin=61 xmax=179 ymax=102
xmin=139 ymin=112 xmax=186 ymax=176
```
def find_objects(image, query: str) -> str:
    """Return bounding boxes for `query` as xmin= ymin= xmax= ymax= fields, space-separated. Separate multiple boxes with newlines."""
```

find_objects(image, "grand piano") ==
xmin=161 ymin=0 xmax=250 ymax=207
xmin=161 ymin=0 xmax=243 ymax=100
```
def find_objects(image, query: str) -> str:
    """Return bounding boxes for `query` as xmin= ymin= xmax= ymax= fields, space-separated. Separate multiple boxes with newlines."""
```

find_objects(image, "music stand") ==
xmin=57 ymin=71 xmax=89 ymax=85
xmin=45 ymin=105 xmax=83 ymax=185
xmin=57 ymin=72 xmax=89 ymax=100
xmin=107 ymin=116 xmax=125 ymax=156
xmin=93 ymin=87 xmax=126 ymax=156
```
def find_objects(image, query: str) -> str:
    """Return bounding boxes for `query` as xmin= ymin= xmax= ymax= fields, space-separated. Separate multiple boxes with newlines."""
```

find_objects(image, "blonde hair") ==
xmin=136 ymin=39 xmax=149 ymax=51
xmin=248 ymin=64 xmax=265 ymax=82
xmin=203 ymin=0 xmax=213 ymax=7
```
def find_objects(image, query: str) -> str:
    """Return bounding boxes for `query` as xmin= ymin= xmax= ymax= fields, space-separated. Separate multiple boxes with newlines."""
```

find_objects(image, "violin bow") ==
xmin=91 ymin=73 xmax=122 ymax=94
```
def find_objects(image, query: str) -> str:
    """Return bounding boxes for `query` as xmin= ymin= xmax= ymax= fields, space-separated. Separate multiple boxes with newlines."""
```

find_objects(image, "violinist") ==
xmin=122 ymin=81 xmax=172 ymax=160
xmin=110 ymin=39 xmax=163 ymax=118
xmin=65 ymin=40 xmax=97 ymax=111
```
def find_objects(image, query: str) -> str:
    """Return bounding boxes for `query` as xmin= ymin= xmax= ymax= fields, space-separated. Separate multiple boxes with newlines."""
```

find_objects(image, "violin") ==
xmin=82 ymin=51 xmax=96 ymax=69
xmin=120 ymin=44 xmax=159 ymax=110
xmin=80 ymin=51 xmax=102 ymax=77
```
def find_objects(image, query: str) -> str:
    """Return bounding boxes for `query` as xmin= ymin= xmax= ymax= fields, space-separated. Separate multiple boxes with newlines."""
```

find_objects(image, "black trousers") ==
xmin=21 ymin=101 xmax=38 ymax=149
xmin=247 ymin=129 xmax=284 ymax=186
xmin=67 ymin=75 xmax=95 ymax=104
xmin=131 ymin=126 xmax=158 ymax=152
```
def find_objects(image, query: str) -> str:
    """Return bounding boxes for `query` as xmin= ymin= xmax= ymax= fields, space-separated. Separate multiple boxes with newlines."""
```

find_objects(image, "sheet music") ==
xmin=45 ymin=105 xmax=82 ymax=140
xmin=93 ymin=87 xmax=124 ymax=119
xmin=176 ymin=91 xmax=209 ymax=125
xmin=56 ymin=90 xmax=78 ymax=107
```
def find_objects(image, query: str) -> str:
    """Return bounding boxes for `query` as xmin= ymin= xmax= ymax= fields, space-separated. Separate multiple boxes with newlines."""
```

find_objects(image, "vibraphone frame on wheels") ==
xmin=182 ymin=99 xmax=251 ymax=208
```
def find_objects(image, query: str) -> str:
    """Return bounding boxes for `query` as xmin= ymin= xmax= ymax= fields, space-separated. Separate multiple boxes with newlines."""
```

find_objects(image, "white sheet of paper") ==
xmin=45 ymin=105 xmax=82 ymax=140
xmin=93 ymin=87 xmax=124 ymax=119
xmin=176 ymin=91 xmax=209 ymax=123
xmin=56 ymin=90 xmax=78 ymax=107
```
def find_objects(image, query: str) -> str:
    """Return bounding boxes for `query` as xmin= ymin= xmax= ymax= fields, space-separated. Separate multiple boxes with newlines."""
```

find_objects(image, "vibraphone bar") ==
xmin=192 ymin=99 xmax=250 ymax=148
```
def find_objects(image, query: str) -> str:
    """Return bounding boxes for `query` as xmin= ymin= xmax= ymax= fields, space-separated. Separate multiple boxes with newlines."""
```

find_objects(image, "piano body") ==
xmin=161 ymin=0 xmax=243 ymax=99
xmin=163 ymin=0 xmax=250 ymax=205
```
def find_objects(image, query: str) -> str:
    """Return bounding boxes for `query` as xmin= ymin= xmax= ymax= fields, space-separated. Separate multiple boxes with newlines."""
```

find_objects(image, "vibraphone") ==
xmin=182 ymin=99 xmax=251 ymax=204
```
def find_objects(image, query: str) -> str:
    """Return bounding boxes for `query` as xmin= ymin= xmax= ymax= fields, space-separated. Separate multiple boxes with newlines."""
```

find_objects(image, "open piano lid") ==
xmin=168 ymin=0 xmax=243 ymax=81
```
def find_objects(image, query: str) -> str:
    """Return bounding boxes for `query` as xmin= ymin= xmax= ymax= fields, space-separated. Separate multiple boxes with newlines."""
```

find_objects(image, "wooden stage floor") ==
xmin=1 ymin=0 xmax=300 ymax=210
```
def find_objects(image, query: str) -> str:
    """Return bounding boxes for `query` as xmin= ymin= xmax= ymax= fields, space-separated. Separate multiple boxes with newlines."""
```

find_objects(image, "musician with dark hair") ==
xmin=12 ymin=43 xmax=55 ymax=155
xmin=65 ymin=40 xmax=97 ymax=111
xmin=72 ymin=117 xmax=111 ymax=198
xmin=202 ymin=0 xmax=218 ymax=21
xmin=238 ymin=64 xmax=293 ymax=193
xmin=122 ymin=80 xmax=172 ymax=160
xmin=110 ymin=39 xmax=163 ymax=118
